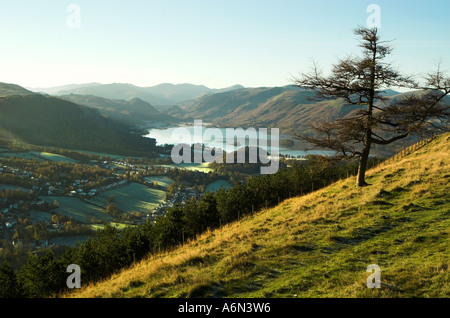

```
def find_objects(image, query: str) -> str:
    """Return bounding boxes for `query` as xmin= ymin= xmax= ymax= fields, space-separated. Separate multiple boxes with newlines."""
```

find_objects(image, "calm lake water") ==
xmin=145 ymin=124 xmax=334 ymax=158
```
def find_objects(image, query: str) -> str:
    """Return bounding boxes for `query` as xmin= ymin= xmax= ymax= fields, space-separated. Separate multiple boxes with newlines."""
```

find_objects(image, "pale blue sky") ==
xmin=0 ymin=0 xmax=449 ymax=89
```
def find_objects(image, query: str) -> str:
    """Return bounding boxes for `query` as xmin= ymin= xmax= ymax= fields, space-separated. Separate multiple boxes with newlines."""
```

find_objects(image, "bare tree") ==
xmin=293 ymin=27 xmax=450 ymax=187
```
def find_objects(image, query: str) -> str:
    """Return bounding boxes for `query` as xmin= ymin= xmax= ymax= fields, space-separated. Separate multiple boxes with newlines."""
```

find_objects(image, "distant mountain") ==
xmin=213 ymin=84 xmax=245 ymax=94
xmin=176 ymin=85 xmax=368 ymax=131
xmin=30 ymin=83 xmax=102 ymax=95
xmin=0 ymin=82 xmax=36 ymax=97
xmin=31 ymin=83 xmax=245 ymax=107
xmin=0 ymin=93 xmax=159 ymax=157
xmin=59 ymin=94 xmax=178 ymax=126
xmin=142 ymin=83 xmax=245 ymax=108
xmin=142 ymin=83 xmax=213 ymax=105
xmin=54 ymin=83 xmax=166 ymax=105
xmin=164 ymin=105 xmax=188 ymax=118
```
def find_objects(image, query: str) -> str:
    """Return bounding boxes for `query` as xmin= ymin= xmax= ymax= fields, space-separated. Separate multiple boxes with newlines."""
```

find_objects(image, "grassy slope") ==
xmin=0 ymin=94 xmax=158 ymax=157
xmin=0 ymin=82 xmax=35 ymax=97
xmin=69 ymin=134 xmax=450 ymax=298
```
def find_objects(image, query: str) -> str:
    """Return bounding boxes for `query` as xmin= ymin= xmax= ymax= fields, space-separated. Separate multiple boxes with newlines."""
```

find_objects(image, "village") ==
xmin=0 ymin=154 xmax=210 ymax=251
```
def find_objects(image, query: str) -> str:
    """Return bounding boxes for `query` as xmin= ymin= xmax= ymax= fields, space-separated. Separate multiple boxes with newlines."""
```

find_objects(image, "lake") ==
xmin=145 ymin=124 xmax=334 ymax=158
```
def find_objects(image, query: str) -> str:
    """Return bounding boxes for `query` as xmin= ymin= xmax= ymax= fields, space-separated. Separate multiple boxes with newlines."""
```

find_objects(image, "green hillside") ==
xmin=0 ymin=93 xmax=158 ymax=157
xmin=59 ymin=94 xmax=177 ymax=125
xmin=0 ymin=82 xmax=35 ymax=97
xmin=69 ymin=133 xmax=449 ymax=298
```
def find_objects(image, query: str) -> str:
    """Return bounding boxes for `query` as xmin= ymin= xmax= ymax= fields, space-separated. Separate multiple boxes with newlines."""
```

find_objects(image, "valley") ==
xmin=0 ymin=0 xmax=448 ymax=307
xmin=0 ymin=73 xmax=448 ymax=299
xmin=1 ymin=123 xmax=267 ymax=269
xmin=0 ymin=80 xmax=442 ymax=267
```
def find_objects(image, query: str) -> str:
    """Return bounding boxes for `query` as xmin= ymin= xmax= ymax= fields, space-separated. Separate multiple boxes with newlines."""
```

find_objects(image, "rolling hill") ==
xmin=176 ymin=85 xmax=373 ymax=130
xmin=68 ymin=133 xmax=450 ymax=298
xmin=0 ymin=93 xmax=159 ymax=157
xmin=0 ymin=82 xmax=36 ymax=97
xmin=58 ymin=94 xmax=177 ymax=126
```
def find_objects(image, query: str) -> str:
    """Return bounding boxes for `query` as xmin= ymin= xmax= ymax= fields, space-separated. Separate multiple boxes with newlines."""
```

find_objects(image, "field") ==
xmin=41 ymin=196 xmax=112 ymax=223
xmin=0 ymin=151 xmax=76 ymax=163
xmin=71 ymin=149 xmax=125 ymax=159
xmin=204 ymin=179 xmax=232 ymax=193
xmin=91 ymin=223 xmax=136 ymax=231
xmin=89 ymin=183 xmax=166 ymax=213
xmin=143 ymin=176 xmax=174 ymax=189
xmin=157 ymin=162 xmax=213 ymax=173
xmin=35 ymin=152 xmax=77 ymax=163
xmin=0 ymin=184 xmax=31 ymax=192
xmin=0 ymin=152 xmax=44 ymax=161
xmin=37 ymin=183 xmax=166 ymax=226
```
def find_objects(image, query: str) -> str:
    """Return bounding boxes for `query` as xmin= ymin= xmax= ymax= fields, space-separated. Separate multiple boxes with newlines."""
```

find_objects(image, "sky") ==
xmin=0 ymin=0 xmax=449 ymax=89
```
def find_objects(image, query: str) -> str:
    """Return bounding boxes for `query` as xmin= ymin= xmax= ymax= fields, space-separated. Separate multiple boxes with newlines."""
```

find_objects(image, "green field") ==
xmin=34 ymin=152 xmax=77 ymax=163
xmin=204 ymin=179 xmax=232 ymax=193
xmin=144 ymin=176 xmax=174 ymax=189
xmin=157 ymin=162 xmax=213 ymax=173
xmin=91 ymin=223 xmax=136 ymax=231
xmin=71 ymin=149 xmax=125 ymax=159
xmin=89 ymin=183 xmax=166 ymax=213
xmin=41 ymin=196 xmax=112 ymax=223
xmin=0 ymin=152 xmax=44 ymax=161
xmin=0 ymin=184 xmax=31 ymax=192
xmin=0 ymin=151 xmax=77 ymax=163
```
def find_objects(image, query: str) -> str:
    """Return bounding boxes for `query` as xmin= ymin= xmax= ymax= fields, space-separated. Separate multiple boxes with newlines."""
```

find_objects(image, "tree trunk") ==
xmin=356 ymin=152 xmax=369 ymax=187
xmin=356 ymin=40 xmax=376 ymax=188
xmin=356 ymin=136 xmax=372 ymax=187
